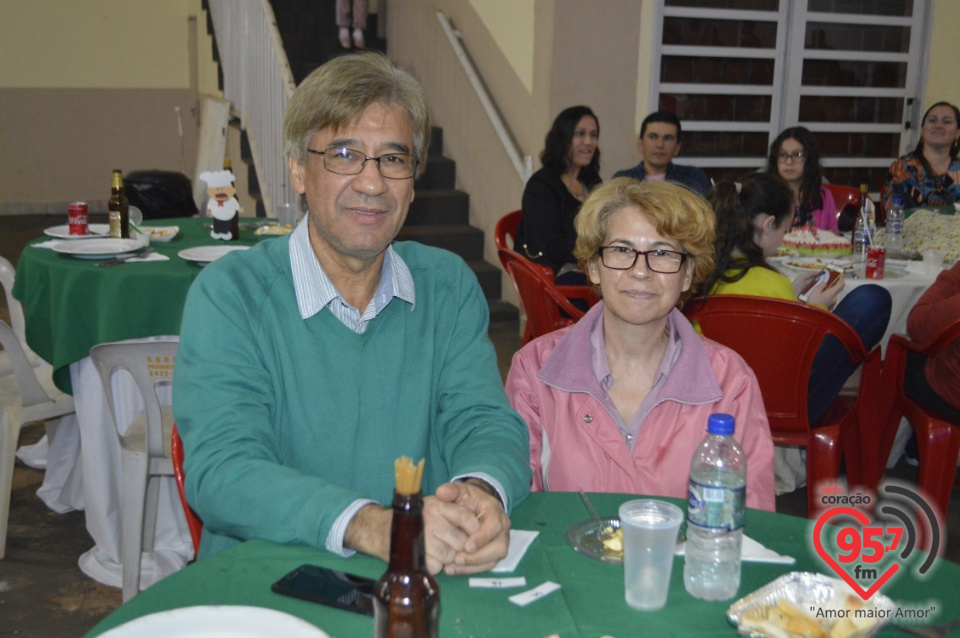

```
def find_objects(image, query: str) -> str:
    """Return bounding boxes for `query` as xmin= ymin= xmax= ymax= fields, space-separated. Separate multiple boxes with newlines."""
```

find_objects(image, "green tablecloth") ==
xmin=11 ymin=217 xmax=265 ymax=393
xmin=85 ymin=492 xmax=959 ymax=637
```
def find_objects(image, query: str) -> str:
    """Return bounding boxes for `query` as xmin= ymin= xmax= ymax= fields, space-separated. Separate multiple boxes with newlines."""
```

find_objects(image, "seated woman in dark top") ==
xmin=515 ymin=105 xmax=601 ymax=284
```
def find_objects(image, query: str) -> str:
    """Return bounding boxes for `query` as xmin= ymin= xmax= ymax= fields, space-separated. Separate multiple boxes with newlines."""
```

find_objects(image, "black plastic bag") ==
xmin=125 ymin=170 xmax=198 ymax=220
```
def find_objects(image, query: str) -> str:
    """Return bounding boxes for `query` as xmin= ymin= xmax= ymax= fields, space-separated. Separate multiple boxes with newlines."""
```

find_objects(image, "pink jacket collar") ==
xmin=538 ymin=303 xmax=723 ymax=405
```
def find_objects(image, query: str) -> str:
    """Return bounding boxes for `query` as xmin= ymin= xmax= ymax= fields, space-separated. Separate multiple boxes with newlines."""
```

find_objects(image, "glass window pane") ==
xmin=802 ymin=59 xmax=907 ymax=88
xmin=798 ymin=96 xmax=903 ymax=123
xmin=661 ymin=93 xmax=772 ymax=122
xmin=667 ymin=0 xmax=779 ymax=9
xmin=808 ymin=0 xmax=912 ymax=18
xmin=681 ymin=131 xmax=770 ymax=158
xmin=816 ymin=132 xmax=901 ymax=158
xmin=806 ymin=22 xmax=910 ymax=53
xmin=664 ymin=17 xmax=777 ymax=48
xmin=662 ymin=56 xmax=775 ymax=85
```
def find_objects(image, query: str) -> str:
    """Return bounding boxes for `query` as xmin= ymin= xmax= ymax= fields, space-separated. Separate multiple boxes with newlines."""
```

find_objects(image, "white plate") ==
xmin=178 ymin=245 xmax=249 ymax=264
xmin=97 ymin=605 xmax=329 ymax=637
xmin=775 ymin=257 xmax=855 ymax=273
xmin=44 ymin=223 xmax=110 ymax=239
xmin=50 ymin=238 xmax=144 ymax=259
xmin=144 ymin=225 xmax=180 ymax=242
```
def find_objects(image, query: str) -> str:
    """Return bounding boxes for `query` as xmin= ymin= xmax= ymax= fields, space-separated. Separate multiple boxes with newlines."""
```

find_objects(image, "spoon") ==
xmin=578 ymin=489 xmax=614 ymax=543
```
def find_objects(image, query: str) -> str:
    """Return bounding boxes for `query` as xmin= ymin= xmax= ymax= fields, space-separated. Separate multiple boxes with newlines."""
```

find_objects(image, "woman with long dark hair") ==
xmin=515 ymin=106 xmax=601 ymax=284
xmin=882 ymin=101 xmax=960 ymax=210
xmin=766 ymin=126 xmax=838 ymax=231
xmin=698 ymin=172 xmax=891 ymax=423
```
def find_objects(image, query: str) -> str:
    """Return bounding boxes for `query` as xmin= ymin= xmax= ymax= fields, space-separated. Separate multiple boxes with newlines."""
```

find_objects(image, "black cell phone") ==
xmin=271 ymin=564 xmax=376 ymax=616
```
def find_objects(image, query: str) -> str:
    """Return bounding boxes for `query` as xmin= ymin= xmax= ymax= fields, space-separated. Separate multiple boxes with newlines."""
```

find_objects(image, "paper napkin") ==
xmin=125 ymin=252 xmax=170 ymax=263
xmin=674 ymin=534 xmax=795 ymax=565
xmin=491 ymin=530 xmax=539 ymax=572
xmin=32 ymin=240 xmax=66 ymax=250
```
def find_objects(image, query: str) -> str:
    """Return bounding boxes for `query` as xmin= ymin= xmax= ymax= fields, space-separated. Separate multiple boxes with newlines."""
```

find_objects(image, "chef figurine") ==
xmin=200 ymin=169 xmax=242 ymax=240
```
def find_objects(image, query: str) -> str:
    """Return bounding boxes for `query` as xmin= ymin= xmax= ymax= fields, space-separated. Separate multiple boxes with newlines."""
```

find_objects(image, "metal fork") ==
xmin=97 ymin=247 xmax=155 ymax=267
xmin=894 ymin=619 xmax=960 ymax=638
xmin=578 ymin=489 xmax=614 ymax=543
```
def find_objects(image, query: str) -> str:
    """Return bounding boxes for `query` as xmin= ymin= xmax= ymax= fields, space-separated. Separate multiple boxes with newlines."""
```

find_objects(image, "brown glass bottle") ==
xmin=373 ymin=490 xmax=440 ymax=638
xmin=108 ymin=169 xmax=130 ymax=238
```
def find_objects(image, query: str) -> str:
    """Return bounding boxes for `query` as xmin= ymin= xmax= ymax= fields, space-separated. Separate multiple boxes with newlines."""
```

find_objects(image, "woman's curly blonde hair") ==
xmin=573 ymin=178 xmax=716 ymax=305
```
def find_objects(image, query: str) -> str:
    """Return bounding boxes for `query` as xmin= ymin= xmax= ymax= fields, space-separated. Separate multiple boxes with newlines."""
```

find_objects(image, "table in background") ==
xmin=839 ymin=261 xmax=940 ymax=354
xmin=12 ymin=218 xmax=270 ymax=589
xmin=86 ymin=492 xmax=960 ymax=637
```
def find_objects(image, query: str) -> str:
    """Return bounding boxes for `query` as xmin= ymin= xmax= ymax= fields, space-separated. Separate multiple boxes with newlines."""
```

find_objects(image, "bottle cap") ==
xmin=707 ymin=413 xmax=735 ymax=435
xmin=892 ymin=196 xmax=902 ymax=207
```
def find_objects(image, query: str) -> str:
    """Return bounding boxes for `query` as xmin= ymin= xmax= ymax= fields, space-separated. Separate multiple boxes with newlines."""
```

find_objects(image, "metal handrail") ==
xmin=436 ymin=11 xmax=533 ymax=183
xmin=206 ymin=0 xmax=298 ymax=216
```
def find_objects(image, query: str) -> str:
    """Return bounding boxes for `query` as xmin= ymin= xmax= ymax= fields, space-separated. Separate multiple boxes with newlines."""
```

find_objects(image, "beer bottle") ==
xmin=374 ymin=457 xmax=440 ymax=638
xmin=108 ymin=169 xmax=130 ymax=239
xmin=225 ymin=158 xmax=240 ymax=241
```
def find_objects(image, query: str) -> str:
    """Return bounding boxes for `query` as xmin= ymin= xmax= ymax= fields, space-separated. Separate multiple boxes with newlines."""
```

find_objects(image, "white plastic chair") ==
xmin=89 ymin=337 xmax=178 ymax=601
xmin=0 ymin=255 xmax=43 ymax=377
xmin=0 ymin=317 xmax=75 ymax=558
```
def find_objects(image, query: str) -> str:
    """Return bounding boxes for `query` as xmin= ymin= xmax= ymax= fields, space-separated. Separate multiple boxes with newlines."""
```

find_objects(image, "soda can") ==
xmin=866 ymin=246 xmax=886 ymax=280
xmin=68 ymin=201 xmax=89 ymax=236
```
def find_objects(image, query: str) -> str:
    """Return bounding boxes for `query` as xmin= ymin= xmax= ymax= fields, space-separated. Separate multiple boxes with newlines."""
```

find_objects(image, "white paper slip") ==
xmin=674 ymin=534 xmax=795 ymax=565
xmin=491 ymin=529 xmax=539 ymax=572
xmin=469 ymin=576 xmax=526 ymax=589
xmin=125 ymin=252 xmax=170 ymax=263
xmin=508 ymin=581 xmax=561 ymax=607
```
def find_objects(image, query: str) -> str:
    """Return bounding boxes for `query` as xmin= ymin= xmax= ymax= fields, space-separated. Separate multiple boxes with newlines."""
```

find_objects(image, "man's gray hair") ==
xmin=283 ymin=52 xmax=431 ymax=178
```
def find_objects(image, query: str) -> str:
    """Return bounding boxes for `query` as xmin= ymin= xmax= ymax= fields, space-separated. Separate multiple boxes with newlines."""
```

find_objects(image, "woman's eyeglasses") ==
xmin=777 ymin=151 xmax=807 ymax=164
xmin=597 ymin=246 xmax=687 ymax=273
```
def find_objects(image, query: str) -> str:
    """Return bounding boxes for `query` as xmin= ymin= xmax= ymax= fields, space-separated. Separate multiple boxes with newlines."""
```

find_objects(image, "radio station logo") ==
xmin=811 ymin=480 xmax=941 ymax=601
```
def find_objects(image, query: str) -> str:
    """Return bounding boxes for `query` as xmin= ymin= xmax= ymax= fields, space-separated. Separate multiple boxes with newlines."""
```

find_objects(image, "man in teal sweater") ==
xmin=173 ymin=52 xmax=531 ymax=576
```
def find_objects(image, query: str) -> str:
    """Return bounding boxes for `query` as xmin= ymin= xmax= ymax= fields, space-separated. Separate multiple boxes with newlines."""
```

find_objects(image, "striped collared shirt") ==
xmin=289 ymin=218 xmax=416 ymax=333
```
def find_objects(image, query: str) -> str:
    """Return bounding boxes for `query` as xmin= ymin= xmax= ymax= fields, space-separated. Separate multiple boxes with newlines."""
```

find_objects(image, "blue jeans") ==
xmin=807 ymin=284 xmax=892 ymax=423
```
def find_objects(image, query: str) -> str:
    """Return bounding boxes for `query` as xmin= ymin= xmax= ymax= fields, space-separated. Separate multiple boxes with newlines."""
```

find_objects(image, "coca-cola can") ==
xmin=68 ymin=201 xmax=89 ymax=236
xmin=866 ymin=246 xmax=886 ymax=279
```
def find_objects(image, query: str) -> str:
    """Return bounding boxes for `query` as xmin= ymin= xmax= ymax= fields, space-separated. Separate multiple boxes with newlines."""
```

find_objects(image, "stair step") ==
xmin=405 ymin=190 xmax=469 ymax=226
xmin=416 ymin=156 xmax=456 ymax=191
xmin=406 ymin=189 xmax=468 ymax=225
xmin=429 ymin=127 xmax=444 ymax=157
xmin=396 ymin=225 xmax=484 ymax=261
xmin=467 ymin=259 xmax=502 ymax=300
xmin=488 ymin=300 xmax=520 ymax=324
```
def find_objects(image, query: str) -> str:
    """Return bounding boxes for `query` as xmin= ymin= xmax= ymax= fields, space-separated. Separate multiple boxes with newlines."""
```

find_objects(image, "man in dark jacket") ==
xmin=614 ymin=111 xmax=712 ymax=196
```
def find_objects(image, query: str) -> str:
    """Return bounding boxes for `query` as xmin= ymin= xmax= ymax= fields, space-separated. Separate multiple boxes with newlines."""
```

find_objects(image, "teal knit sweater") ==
xmin=173 ymin=237 xmax=531 ymax=558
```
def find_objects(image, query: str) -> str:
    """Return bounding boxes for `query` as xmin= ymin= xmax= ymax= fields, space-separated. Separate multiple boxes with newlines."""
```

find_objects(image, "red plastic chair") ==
xmin=171 ymin=425 xmax=203 ymax=556
xmin=495 ymin=209 xmax=523 ymax=252
xmin=495 ymin=211 xmax=600 ymax=342
xmin=498 ymin=248 xmax=599 ymax=344
xmin=684 ymin=295 xmax=882 ymax=517
xmin=873 ymin=319 xmax=960 ymax=524
xmin=824 ymin=184 xmax=885 ymax=228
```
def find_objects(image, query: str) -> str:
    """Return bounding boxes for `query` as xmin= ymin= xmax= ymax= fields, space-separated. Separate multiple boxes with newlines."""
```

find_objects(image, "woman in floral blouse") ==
xmin=882 ymin=102 xmax=960 ymax=211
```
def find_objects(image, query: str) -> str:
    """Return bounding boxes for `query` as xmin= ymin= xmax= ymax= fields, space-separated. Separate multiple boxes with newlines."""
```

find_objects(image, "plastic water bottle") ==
xmin=684 ymin=413 xmax=746 ymax=601
xmin=885 ymin=196 xmax=905 ymax=256
xmin=851 ymin=183 xmax=873 ymax=263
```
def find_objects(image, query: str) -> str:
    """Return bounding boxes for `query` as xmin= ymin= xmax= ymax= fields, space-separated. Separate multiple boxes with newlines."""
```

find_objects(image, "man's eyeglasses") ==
xmin=597 ymin=246 xmax=687 ymax=273
xmin=307 ymin=146 xmax=418 ymax=179
xmin=777 ymin=151 xmax=807 ymax=164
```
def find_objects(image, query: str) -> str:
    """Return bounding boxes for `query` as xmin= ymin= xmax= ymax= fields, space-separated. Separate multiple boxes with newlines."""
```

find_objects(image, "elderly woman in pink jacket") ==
xmin=505 ymin=178 xmax=776 ymax=511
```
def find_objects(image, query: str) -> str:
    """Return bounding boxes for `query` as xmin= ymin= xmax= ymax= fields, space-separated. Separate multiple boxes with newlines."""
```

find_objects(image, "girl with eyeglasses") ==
xmin=881 ymin=101 xmax=960 ymax=211
xmin=766 ymin=126 xmax=839 ymax=232
xmin=698 ymin=172 xmax=891 ymax=425
xmin=505 ymin=179 xmax=776 ymax=510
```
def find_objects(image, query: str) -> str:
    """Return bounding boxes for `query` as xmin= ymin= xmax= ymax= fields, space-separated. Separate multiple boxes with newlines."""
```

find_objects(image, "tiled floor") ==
xmin=1 ymin=214 xmax=957 ymax=636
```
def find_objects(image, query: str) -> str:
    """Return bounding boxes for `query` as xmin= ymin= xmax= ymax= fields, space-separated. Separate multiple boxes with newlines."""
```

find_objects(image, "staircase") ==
xmin=210 ymin=0 xmax=517 ymax=324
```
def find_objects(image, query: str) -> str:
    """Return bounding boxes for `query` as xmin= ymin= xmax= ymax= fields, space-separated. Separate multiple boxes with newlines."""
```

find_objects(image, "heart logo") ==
xmin=813 ymin=506 xmax=899 ymax=600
